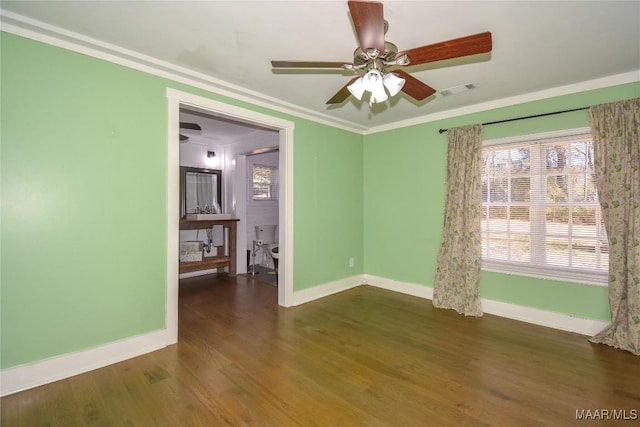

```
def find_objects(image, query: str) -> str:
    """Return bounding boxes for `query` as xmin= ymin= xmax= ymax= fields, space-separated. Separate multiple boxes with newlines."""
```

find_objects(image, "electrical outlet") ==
xmin=349 ymin=257 xmax=355 ymax=268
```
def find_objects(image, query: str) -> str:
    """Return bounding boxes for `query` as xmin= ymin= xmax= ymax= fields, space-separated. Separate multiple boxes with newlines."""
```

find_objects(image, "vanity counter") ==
xmin=179 ymin=218 xmax=239 ymax=276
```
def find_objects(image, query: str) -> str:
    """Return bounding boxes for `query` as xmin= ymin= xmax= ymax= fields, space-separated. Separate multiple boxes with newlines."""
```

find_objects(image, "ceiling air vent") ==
xmin=439 ymin=83 xmax=477 ymax=97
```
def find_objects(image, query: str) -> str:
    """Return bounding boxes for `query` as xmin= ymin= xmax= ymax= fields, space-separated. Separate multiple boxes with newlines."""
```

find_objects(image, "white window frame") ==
xmin=481 ymin=127 xmax=608 ymax=286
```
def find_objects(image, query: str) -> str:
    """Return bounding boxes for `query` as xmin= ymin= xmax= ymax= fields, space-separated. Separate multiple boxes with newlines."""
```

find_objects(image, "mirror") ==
xmin=180 ymin=166 xmax=222 ymax=218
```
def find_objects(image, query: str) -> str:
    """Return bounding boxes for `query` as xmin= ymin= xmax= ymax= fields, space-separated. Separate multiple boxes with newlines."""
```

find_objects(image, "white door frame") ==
xmin=165 ymin=88 xmax=295 ymax=344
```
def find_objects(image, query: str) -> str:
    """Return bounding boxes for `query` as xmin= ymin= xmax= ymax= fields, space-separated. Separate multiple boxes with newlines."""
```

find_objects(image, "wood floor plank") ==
xmin=2 ymin=273 xmax=639 ymax=426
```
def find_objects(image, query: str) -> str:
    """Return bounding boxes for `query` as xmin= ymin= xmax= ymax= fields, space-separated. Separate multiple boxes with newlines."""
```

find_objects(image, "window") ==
xmin=481 ymin=128 xmax=608 ymax=285
xmin=252 ymin=164 xmax=278 ymax=201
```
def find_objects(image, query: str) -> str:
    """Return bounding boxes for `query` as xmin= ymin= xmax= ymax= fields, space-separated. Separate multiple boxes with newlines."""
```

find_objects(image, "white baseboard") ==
xmin=480 ymin=299 xmax=608 ymax=336
xmin=0 ymin=329 xmax=169 ymax=397
xmin=364 ymin=274 xmax=609 ymax=336
xmin=364 ymin=274 xmax=434 ymax=300
xmin=291 ymin=275 xmax=364 ymax=306
xmin=1 ymin=274 xmax=609 ymax=397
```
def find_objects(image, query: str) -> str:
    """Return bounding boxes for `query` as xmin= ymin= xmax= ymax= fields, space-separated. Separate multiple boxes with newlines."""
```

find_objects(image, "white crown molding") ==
xmin=0 ymin=9 xmax=368 ymax=135
xmin=3 ymin=9 xmax=637 ymax=138
xmin=364 ymin=71 xmax=640 ymax=135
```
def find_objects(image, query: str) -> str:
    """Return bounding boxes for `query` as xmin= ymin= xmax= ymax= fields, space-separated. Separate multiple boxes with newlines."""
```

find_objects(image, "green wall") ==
xmin=0 ymin=33 xmax=363 ymax=369
xmin=363 ymin=82 xmax=639 ymax=322
xmin=1 ymin=34 xmax=168 ymax=368
xmin=293 ymin=121 xmax=363 ymax=290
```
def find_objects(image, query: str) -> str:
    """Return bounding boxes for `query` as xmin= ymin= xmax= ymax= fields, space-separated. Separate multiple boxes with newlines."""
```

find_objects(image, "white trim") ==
xmin=364 ymin=275 xmax=609 ymax=336
xmin=483 ymin=261 xmax=608 ymax=287
xmin=481 ymin=299 xmax=608 ymax=336
xmin=291 ymin=275 xmax=363 ymax=306
xmin=278 ymin=127 xmax=295 ymax=307
xmin=365 ymin=72 xmax=639 ymax=135
xmin=166 ymin=91 xmax=181 ymax=345
xmin=234 ymin=154 xmax=249 ymax=275
xmin=364 ymin=274 xmax=434 ymax=300
xmin=1 ymin=9 xmax=637 ymax=137
xmin=0 ymin=330 xmax=167 ymax=397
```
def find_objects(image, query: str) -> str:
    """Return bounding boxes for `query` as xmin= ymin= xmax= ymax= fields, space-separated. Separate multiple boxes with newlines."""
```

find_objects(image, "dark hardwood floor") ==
xmin=2 ymin=273 xmax=639 ymax=426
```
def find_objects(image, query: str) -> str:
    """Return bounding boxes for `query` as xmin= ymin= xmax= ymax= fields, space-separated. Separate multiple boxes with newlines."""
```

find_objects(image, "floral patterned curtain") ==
xmin=433 ymin=124 xmax=483 ymax=316
xmin=589 ymin=98 xmax=640 ymax=355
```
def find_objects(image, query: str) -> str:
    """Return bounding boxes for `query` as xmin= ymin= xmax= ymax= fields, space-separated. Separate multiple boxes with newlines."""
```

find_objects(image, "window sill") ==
xmin=482 ymin=260 xmax=608 ymax=287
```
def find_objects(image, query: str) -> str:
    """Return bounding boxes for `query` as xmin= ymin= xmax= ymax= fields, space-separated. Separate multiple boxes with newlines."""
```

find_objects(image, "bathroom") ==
xmin=178 ymin=108 xmax=280 ymax=282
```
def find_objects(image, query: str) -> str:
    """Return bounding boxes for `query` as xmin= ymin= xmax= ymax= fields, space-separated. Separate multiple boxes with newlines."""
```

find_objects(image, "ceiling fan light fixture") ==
xmin=363 ymin=70 xmax=389 ymax=104
xmin=383 ymin=72 xmax=405 ymax=97
xmin=363 ymin=69 xmax=383 ymax=92
xmin=370 ymin=84 xmax=388 ymax=105
xmin=349 ymin=69 xmax=402 ymax=105
xmin=347 ymin=76 xmax=367 ymax=100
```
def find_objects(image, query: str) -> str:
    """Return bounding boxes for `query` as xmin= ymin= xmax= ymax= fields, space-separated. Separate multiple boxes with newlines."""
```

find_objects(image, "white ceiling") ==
xmin=179 ymin=109 xmax=277 ymax=145
xmin=2 ymin=1 xmax=639 ymax=136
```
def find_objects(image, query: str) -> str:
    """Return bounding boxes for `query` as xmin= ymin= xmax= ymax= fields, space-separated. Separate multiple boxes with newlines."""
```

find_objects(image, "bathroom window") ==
xmin=252 ymin=164 xmax=278 ymax=201
xmin=481 ymin=128 xmax=608 ymax=285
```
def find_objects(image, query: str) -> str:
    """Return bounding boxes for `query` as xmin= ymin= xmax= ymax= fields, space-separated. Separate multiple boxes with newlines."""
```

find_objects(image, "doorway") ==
xmin=242 ymin=149 xmax=280 ymax=284
xmin=166 ymin=88 xmax=294 ymax=345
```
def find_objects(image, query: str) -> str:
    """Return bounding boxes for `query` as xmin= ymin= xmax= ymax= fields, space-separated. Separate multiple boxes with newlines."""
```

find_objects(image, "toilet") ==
xmin=255 ymin=225 xmax=277 ymax=245
xmin=254 ymin=225 xmax=279 ymax=282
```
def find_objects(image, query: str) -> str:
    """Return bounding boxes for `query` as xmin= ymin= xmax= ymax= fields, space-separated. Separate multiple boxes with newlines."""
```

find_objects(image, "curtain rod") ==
xmin=437 ymin=106 xmax=590 ymax=134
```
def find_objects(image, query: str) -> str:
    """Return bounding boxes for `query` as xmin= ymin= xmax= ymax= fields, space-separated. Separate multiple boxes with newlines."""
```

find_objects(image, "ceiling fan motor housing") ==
xmin=353 ymin=41 xmax=399 ymax=71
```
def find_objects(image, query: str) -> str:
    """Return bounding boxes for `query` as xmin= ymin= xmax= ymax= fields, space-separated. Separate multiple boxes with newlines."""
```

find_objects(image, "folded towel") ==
xmin=212 ymin=225 xmax=224 ymax=247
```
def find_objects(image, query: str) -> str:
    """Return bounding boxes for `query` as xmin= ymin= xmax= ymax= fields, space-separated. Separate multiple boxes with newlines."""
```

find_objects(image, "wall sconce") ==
xmin=204 ymin=150 xmax=219 ymax=168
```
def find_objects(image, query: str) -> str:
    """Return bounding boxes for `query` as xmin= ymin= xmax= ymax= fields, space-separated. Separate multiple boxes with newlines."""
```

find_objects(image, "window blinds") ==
xmin=252 ymin=164 xmax=278 ymax=200
xmin=481 ymin=130 xmax=608 ymax=284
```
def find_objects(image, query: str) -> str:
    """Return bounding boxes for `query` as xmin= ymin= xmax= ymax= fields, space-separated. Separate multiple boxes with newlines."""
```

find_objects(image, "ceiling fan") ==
xmin=179 ymin=122 xmax=201 ymax=142
xmin=271 ymin=0 xmax=492 ymax=106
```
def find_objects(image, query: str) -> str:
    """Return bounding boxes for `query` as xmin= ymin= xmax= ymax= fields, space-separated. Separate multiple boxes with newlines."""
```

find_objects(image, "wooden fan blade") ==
xmin=271 ymin=60 xmax=352 ymax=69
xmin=326 ymin=76 xmax=361 ymax=104
xmin=348 ymin=0 xmax=385 ymax=53
xmin=393 ymin=70 xmax=436 ymax=101
xmin=397 ymin=32 xmax=492 ymax=67
xmin=180 ymin=134 xmax=189 ymax=141
xmin=180 ymin=122 xmax=201 ymax=130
